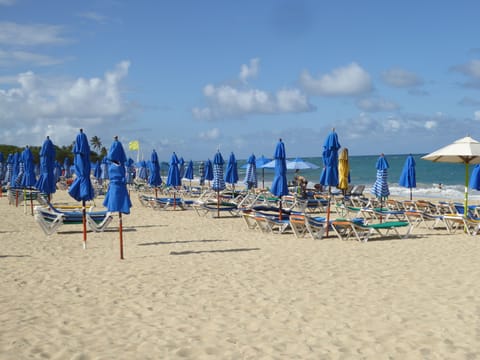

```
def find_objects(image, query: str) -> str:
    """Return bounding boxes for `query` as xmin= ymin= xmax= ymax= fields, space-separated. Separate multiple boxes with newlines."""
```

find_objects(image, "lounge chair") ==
xmin=35 ymin=206 xmax=113 ymax=236
xmin=331 ymin=219 xmax=412 ymax=242
xmin=404 ymin=210 xmax=445 ymax=230
xmin=254 ymin=214 xmax=290 ymax=234
xmin=192 ymin=200 xmax=239 ymax=217
xmin=304 ymin=216 xmax=326 ymax=240
xmin=289 ymin=213 xmax=308 ymax=238
xmin=443 ymin=214 xmax=480 ymax=236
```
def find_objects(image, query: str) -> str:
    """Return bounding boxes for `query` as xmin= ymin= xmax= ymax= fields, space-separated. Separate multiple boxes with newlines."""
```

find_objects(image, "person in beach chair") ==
xmin=34 ymin=205 xmax=113 ymax=236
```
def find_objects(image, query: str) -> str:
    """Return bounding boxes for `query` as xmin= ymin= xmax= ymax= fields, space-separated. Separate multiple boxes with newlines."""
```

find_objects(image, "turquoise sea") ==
xmin=175 ymin=154 xmax=480 ymax=201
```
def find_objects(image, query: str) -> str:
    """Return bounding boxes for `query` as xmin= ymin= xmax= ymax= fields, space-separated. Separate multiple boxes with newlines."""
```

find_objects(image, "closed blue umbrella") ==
xmin=244 ymin=154 xmax=257 ymax=190
xmin=320 ymin=130 xmax=341 ymax=235
xmin=53 ymin=160 xmax=62 ymax=183
xmin=371 ymin=154 xmax=390 ymax=222
xmin=103 ymin=137 xmax=132 ymax=259
xmin=11 ymin=152 xmax=20 ymax=187
xmin=4 ymin=154 xmax=13 ymax=187
xmin=20 ymin=146 xmax=37 ymax=215
xmin=198 ymin=161 xmax=205 ymax=186
xmin=204 ymin=159 xmax=213 ymax=185
xmin=125 ymin=158 xmax=135 ymax=185
xmin=93 ymin=160 xmax=102 ymax=185
xmin=63 ymin=157 xmax=71 ymax=178
xmin=470 ymin=164 xmax=480 ymax=190
xmin=212 ymin=150 xmax=226 ymax=217
xmin=270 ymin=139 xmax=289 ymax=220
xmin=184 ymin=160 xmax=194 ymax=180
xmin=178 ymin=157 xmax=185 ymax=179
xmin=0 ymin=152 xmax=4 ymax=185
xmin=167 ymin=152 xmax=181 ymax=209
xmin=148 ymin=150 xmax=162 ymax=197
xmin=68 ymin=129 xmax=95 ymax=248
xmin=224 ymin=152 xmax=239 ymax=191
xmin=399 ymin=155 xmax=416 ymax=200
xmin=35 ymin=136 xmax=57 ymax=201
xmin=100 ymin=156 xmax=109 ymax=181
xmin=137 ymin=160 xmax=148 ymax=181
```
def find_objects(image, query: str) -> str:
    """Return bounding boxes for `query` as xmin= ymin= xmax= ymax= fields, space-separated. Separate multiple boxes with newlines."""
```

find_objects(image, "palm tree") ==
xmin=90 ymin=136 xmax=102 ymax=153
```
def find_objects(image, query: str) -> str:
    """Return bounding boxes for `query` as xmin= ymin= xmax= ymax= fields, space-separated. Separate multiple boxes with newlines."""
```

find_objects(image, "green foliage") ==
xmin=0 ymin=144 xmax=102 ymax=163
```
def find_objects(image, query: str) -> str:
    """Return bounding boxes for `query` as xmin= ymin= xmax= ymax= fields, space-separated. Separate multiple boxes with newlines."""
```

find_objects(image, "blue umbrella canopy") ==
xmin=270 ymin=139 xmax=289 ymax=197
xmin=20 ymin=146 xmax=37 ymax=188
xmin=137 ymin=160 xmax=148 ymax=181
xmin=93 ymin=160 xmax=102 ymax=181
xmin=184 ymin=160 xmax=194 ymax=180
xmin=148 ymin=150 xmax=162 ymax=187
xmin=371 ymin=154 xmax=390 ymax=199
xmin=320 ymin=130 xmax=341 ymax=187
xmin=287 ymin=157 xmax=320 ymax=170
xmin=178 ymin=157 xmax=185 ymax=179
xmin=11 ymin=152 xmax=20 ymax=186
xmin=198 ymin=161 xmax=205 ymax=185
xmin=399 ymin=155 xmax=416 ymax=188
xmin=204 ymin=159 xmax=214 ymax=181
xmin=470 ymin=164 xmax=480 ymax=190
xmin=212 ymin=151 xmax=226 ymax=191
xmin=166 ymin=152 xmax=181 ymax=187
xmin=63 ymin=157 xmax=72 ymax=178
xmin=224 ymin=152 xmax=239 ymax=185
xmin=100 ymin=156 xmax=109 ymax=180
xmin=68 ymin=129 xmax=95 ymax=202
xmin=35 ymin=136 xmax=57 ymax=196
xmin=53 ymin=160 xmax=62 ymax=183
xmin=0 ymin=152 xmax=4 ymax=183
xmin=125 ymin=158 xmax=135 ymax=185
xmin=103 ymin=137 xmax=132 ymax=214
xmin=244 ymin=153 xmax=258 ymax=189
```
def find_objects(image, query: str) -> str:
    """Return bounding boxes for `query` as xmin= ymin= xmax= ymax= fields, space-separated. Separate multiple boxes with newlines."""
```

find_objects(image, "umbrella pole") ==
xmin=325 ymin=186 xmax=331 ymax=236
xmin=464 ymin=163 xmax=469 ymax=219
xmin=16 ymin=190 xmax=19 ymax=207
xmin=279 ymin=199 xmax=282 ymax=221
xmin=173 ymin=190 xmax=176 ymax=210
xmin=82 ymin=200 xmax=87 ymax=249
xmin=217 ymin=190 xmax=220 ymax=218
xmin=410 ymin=188 xmax=412 ymax=201
xmin=30 ymin=188 xmax=34 ymax=216
xmin=23 ymin=189 xmax=27 ymax=214
xmin=119 ymin=212 xmax=124 ymax=260
xmin=262 ymin=169 xmax=265 ymax=189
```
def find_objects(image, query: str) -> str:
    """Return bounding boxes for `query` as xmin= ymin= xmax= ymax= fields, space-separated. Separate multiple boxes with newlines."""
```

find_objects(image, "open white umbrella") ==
xmin=422 ymin=136 xmax=480 ymax=217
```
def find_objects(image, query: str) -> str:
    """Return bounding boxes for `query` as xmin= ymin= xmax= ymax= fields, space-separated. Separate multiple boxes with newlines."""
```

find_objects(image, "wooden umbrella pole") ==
xmin=217 ymin=190 xmax=220 ymax=218
xmin=30 ymin=189 xmax=34 ymax=216
xmin=82 ymin=200 xmax=87 ymax=249
xmin=173 ymin=190 xmax=176 ymax=210
xmin=325 ymin=186 xmax=331 ymax=236
xmin=119 ymin=212 xmax=124 ymax=260
xmin=278 ymin=200 xmax=282 ymax=221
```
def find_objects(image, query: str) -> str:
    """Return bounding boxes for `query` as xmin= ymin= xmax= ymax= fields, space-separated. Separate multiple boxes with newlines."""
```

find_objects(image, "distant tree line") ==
xmin=0 ymin=136 xmax=108 ymax=164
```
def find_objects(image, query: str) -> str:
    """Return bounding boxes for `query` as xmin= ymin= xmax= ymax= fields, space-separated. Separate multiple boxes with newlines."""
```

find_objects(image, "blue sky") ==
xmin=1 ymin=0 xmax=480 ymax=161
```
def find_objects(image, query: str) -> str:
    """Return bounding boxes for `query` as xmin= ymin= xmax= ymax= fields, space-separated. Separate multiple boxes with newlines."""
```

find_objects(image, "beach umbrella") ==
xmin=320 ymin=130 xmax=341 ymax=234
xmin=20 ymin=146 xmax=37 ymax=215
xmin=198 ymin=161 xmax=205 ymax=186
xmin=103 ymin=136 xmax=132 ymax=260
xmin=470 ymin=164 xmax=480 ymax=190
xmin=148 ymin=150 xmax=162 ymax=197
xmin=399 ymin=154 xmax=416 ymax=200
xmin=286 ymin=157 xmax=320 ymax=170
xmin=244 ymin=154 xmax=258 ymax=190
xmin=5 ymin=154 xmax=13 ymax=186
xmin=100 ymin=156 xmax=109 ymax=182
xmin=35 ymin=136 xmax=57 ymax=202
xmin=212 ymin=150 xmax=226 ymax=217
xmin=126 ymin=158 xmax=135 ymax=185
xmin=338 ymin=148 xmax=350 ymax=195
xmin=166 ymin=152 xmax=181 ymax=209
xmin=256 ymin=155 xmax=271 ymax=189
xmin=422 ymin=136 xmax=480 ymax=217
xmin=224 ymin=152 xmax=239 ymax=192
xmin=178 ymin=157 xmax=185 ymax=179
xmin=68 ymin=129 xmax=96 ymax=249
xmin=0 ymin=152 xmax=4 ymax=187
xmin=371 ymin=154 xmax=390 ymax=222
xmin=204 ymin=159 xmax=213 ymax=186
xmin=184 ymin=160 xmax=194 ymax=189
xmin=53 ymin=160 xmax=62 ymax=183
xmin=93 ymin=160 xmax=102 ymax=185
xmin=270 ymin=139 xmax=289 ymax=220
xmin=63 ymin=157 xmax=71 ymax=178
xmin=137 ymin=160 xmax=148 ymax=181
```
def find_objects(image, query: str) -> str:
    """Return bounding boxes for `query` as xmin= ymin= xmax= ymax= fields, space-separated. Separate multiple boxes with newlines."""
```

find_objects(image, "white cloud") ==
xmin=474 ymin=110 xmax=480 ymax=121
xmin=425 ymin=120 xmax=437 ymax=129
xmin=77 ymin=12 xmax=109 ymax=24
xmin=0 ymin=49 xmax=65 ymax=67
xmin=0 ymin=0 xmax=16 ymax=5
xmin=198 ymin=128 xmax=220 ymax=140
xmin=299 ymin=62 xmax=372 ymax=96
xmin=381 ymin=68 xmax=423 ymax=88
xmin=356 ymin=97 xmax=399 ymax=112
xmin=193 ymin=84 xmax=313 ymax=120
xmin=239 ymin=58 xmax=259 ymax=84
xmin=0 ymin=61 xmax=131 ymax=146
xmin=0 ymin=21 xmax=67 ymax=46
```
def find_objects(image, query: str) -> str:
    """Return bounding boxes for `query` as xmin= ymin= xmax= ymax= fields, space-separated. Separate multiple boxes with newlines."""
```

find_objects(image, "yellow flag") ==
xmin=129 ymin=140 xmax=139 ymax=151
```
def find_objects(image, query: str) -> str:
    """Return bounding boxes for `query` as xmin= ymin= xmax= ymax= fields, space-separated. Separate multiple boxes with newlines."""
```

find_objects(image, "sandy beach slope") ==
xmin=1 ymin=190 xmax=479 ymax=359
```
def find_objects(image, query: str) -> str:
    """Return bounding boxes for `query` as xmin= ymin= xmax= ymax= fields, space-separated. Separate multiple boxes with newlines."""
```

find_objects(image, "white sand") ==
xmin=1 ymin=190 xmax=479 ymax=359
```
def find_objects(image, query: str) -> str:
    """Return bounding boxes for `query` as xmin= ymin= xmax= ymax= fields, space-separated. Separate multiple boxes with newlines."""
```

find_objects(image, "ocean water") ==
xmin=197 ymin=154 xmax=480 ymax=201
